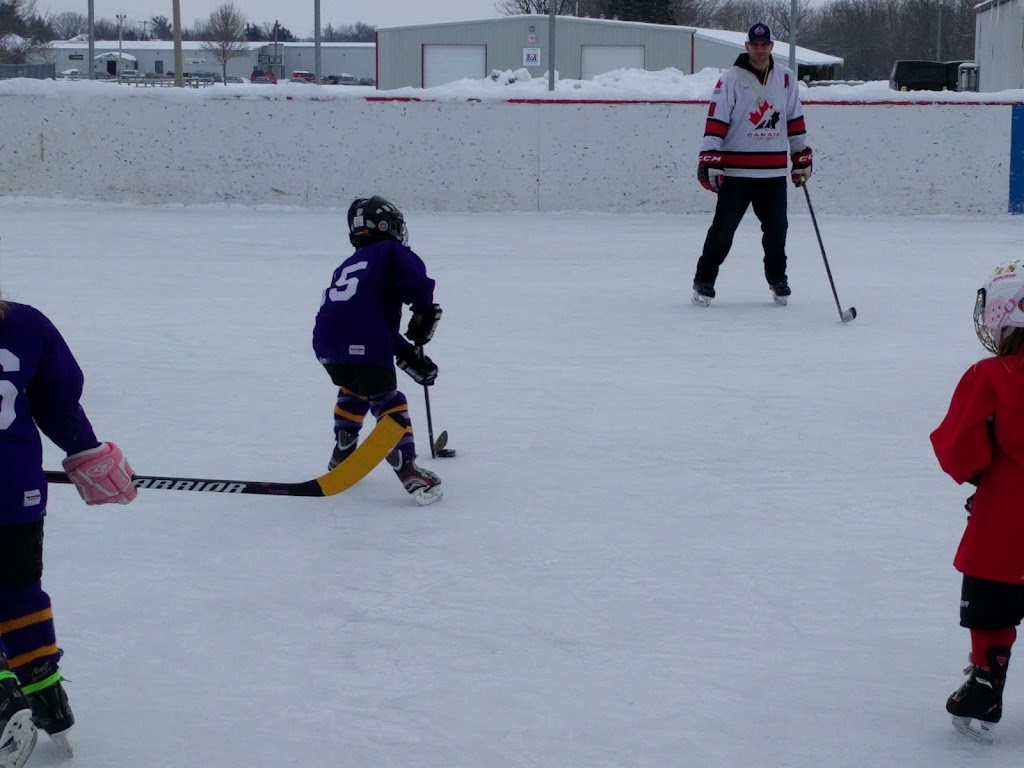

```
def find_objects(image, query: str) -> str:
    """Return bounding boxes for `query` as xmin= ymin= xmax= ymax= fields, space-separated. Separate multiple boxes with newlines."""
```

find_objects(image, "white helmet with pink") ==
xmin=975 ymin=259 xmax=1024 ymax=352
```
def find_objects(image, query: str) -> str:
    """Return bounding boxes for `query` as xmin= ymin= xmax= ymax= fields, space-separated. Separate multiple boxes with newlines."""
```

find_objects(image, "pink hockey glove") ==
xmin=62 ymin=442 xmax=137 ymax=505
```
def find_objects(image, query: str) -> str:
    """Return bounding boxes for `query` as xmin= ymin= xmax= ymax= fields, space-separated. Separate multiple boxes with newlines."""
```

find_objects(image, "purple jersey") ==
xmin=0 ymin=302 xmax=99 ymax=524
xmin=312 ymin=240 xmax=436 ymax=368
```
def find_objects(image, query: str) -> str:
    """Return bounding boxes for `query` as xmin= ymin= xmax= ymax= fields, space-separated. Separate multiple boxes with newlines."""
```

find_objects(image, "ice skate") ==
xmin=770 ymin=280 xmax=791 ymax=306
xmin=0 ymin=659 xmax=36 ymax=768
xmin=947 ymin=647 xmax=1009 ymax=744
xmin=692 ymin=281 xmax=715 ymax=308
xmin=328 ymin=429 xmax=359 ymax=470
xmin=22 ymin=662 xmax=73 ymax=757
xmin=387 ymin=448 xmax=443 ymax=506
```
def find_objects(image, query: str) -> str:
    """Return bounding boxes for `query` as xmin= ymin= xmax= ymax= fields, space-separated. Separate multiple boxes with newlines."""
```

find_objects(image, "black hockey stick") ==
xmin=44 ymin=413 xmax=406 ymax=497
xmin=423 ymin=383 xmax=455 ymax=458
xmin=803 ymin=184 xmax=857 ymax=323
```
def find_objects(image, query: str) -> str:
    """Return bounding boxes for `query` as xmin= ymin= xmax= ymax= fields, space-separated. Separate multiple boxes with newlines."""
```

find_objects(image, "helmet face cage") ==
xmin=348 ymin=196 xmax=408 ymax=247
xmin=974 ymin=260 xmax=1024 ymax=354
xmin=975 ymin=287 xmax=997 ymax=354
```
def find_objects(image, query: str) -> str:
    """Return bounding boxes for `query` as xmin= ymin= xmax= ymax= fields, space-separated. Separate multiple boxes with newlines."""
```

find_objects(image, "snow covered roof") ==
xmin=48 ymin=40 xmax=373 ymax=51
xmin=694 ymin=28 xmax=843 ymax=66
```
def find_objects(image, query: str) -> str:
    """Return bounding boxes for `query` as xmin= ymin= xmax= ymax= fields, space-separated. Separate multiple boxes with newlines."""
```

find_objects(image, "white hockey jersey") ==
xmin=701 ymin=55 xmax=808 ymax=179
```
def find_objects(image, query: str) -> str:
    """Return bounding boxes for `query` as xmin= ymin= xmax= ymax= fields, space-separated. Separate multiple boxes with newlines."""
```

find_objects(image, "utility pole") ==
xmin=274 ymin=19 xmax=280 ymax=81
xmin=548 ymin=1 xmax=555 ymax=92
xmin=314 ymin=0 xmax=322 ymax=83
xmin=87 ymin=0 xmax=95 ymax=79
xmin=788 ymin=0 xmax=797 ymax=76
xmin=173 ymin=0 xmax=183 ymax=87
xmin=116 ymin=14 xmax=126 ymax=76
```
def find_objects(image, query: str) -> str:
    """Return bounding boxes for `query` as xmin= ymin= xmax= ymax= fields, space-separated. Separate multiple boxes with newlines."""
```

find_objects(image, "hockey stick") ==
xmin=44 ymin=412 xmax=406 ymax=497
xmin=803 ymin=184 xmax=857 ymax=323
xmin=422 ymin=383 xmax=455 ymax=458
xmin=415 ymin=345 xmax=455 ymax=458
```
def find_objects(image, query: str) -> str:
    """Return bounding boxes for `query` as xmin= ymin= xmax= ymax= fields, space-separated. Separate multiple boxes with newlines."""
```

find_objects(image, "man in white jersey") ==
xmin=692 ymin=23 xmax=814 ymax=308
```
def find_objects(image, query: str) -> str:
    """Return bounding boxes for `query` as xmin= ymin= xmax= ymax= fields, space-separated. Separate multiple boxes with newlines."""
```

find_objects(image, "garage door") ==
xmin=423 ymin=44 xmax=486 ymax=88
xmin=581 ymin=45 xmax=645 ymax=79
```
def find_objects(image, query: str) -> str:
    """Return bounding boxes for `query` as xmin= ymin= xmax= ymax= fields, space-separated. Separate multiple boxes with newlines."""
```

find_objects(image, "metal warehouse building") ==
xmin=974 ymin=0 xmax=1024 ymax=91
xmin=375 ymin=15 xmax=842 ymax=90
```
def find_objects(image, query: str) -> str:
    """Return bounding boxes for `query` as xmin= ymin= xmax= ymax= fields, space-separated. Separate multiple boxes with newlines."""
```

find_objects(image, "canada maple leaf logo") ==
xmin=748 ymin=101 xmax=770 ymax=125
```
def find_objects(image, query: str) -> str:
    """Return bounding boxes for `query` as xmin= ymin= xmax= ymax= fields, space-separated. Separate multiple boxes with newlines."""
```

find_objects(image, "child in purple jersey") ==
xmin=0 ymin=293 xmax=136 ymax=763
xmin=312 ymin=196 xmax=444 ymax=506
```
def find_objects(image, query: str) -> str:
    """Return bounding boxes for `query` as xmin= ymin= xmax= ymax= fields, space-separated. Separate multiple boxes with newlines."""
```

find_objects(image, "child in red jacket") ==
xmin=931 ymin=259 xmax=1024 ymax=742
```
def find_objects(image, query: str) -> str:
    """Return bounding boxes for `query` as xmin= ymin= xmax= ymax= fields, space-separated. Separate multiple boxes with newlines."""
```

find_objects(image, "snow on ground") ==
xmin=1 ymin=65 xmax=1018 ymax=103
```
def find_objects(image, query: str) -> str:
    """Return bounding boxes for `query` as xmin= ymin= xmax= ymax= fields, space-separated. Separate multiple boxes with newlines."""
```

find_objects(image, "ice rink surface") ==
xmin=3 ymin=197 xmax=1024 ymax=767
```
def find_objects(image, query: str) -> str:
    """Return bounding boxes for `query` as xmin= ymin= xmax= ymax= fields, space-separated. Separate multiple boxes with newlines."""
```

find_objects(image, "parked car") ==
xmin=356 ymin=77 xmax=376 ymax=87
xmin=225 ymin=75 xmax=246 ymax=84
xmin=250 ymin=69 xmax=277 ymax=84
xmin=889 ymin=60 xmax=949 ymax=91
xmin=120 ymin=69 xmax=143 ymax=79
xmin=290 ymin=70 xmax=315 ymax=83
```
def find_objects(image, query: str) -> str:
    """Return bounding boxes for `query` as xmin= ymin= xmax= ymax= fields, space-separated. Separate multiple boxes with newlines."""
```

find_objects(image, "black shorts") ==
xmin=322 ymin=363 xmax=396 ymax=398
xmin=0 ymin=520 xmax=44 ymax=586
xmin=960 ymin=574 xmax=1024 ymax=629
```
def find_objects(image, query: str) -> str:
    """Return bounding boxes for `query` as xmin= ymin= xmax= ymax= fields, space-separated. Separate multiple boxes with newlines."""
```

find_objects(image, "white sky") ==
xmin=2 ymin=196 xmax=1022 ymax=765
xmin=35 ymin=0 xmax=503 ymax=36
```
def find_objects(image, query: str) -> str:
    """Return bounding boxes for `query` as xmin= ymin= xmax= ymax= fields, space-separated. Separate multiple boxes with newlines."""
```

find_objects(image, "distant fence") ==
xmin=0 ymin=63 xmax=55 ymax=80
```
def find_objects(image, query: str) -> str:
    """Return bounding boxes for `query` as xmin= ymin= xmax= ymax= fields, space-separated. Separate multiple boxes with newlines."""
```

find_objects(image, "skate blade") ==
xmin=411 ymin=486 xmax=444 ymax=506
xmin=691 ymin=291 xmax=711 ymax=308
xmin=952 ymin=715 xmax=995 ymax=744
xmin=772 ymin=294 xmax=788 ymax=306
xmin=0 ymin=710 xmax=38 ymax=768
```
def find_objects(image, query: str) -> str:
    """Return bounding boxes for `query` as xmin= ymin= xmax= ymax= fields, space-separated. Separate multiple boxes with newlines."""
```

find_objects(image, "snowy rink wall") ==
xmin=0 ymin=88 xmax=1019 ymax=214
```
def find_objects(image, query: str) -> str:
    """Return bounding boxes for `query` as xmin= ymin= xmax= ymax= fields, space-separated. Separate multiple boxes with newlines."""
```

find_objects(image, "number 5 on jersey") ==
xmin=0 ymin=349 xmax=20 ymax=430
xmin=328 ymin=261 xmax=368 ymax=302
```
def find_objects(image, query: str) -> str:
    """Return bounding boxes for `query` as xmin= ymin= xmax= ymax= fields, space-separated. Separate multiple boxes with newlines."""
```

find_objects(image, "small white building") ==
xmin=375 ymin=15 xmax=842 ymax=90
xmin=974 ymin=0 xmax=1023 ymax=91
xmin=30 ymin=40 xmax=376 ymax=82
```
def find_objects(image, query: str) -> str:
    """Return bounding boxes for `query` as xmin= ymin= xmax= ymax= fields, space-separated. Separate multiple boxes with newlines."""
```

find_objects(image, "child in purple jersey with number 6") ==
xmin=312 ymin=196 xmax=444 ymax=506
xmin=0 ymin=289 xmax=136 ymax=766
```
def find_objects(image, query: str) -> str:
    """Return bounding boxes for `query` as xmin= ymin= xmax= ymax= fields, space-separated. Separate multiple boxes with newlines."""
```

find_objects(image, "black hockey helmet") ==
xmin=347 ymin=196 xmax=408 ymax=247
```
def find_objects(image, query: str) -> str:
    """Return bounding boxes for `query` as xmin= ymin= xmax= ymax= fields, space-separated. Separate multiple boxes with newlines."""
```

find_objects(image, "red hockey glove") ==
xmin=697 ymin=151 xmax=725 ymax=193
xmin=791 ymin=147 xmax=813 ymax=187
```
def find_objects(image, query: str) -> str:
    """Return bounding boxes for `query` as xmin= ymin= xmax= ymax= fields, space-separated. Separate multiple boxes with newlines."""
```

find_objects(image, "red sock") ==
xmin=970 ymin=627 xmax=1017 ymax=668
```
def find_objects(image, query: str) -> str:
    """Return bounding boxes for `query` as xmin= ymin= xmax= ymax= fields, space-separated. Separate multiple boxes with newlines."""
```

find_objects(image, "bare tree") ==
xmin=710 ymin=0 xmax=773 ymax=33
xmin=323 ymin=21 xmax=375 ymax=42
xmin=200 ymin=2 xmax=248 ymax=83
xmin=670 ymin=0 xmax=722 ymax=27
xmin=50 ymin=10 xmax=86 ymax=39
xmin=495 ymin=0 xmax=577 ymax=13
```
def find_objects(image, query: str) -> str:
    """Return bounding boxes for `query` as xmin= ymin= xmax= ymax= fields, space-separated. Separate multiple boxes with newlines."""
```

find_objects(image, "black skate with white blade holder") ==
xmin=770 ymin=280 xmax=792 ymax=307
xmin=947 ymin=647 xmax=1010 ymax=743
xmin=0 ymin=655 xmax=36 ymax=768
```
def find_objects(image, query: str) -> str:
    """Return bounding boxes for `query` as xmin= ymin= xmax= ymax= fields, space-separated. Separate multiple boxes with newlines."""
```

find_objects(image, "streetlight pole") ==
xmin=116 ymin=13 xmax=126 ymax=77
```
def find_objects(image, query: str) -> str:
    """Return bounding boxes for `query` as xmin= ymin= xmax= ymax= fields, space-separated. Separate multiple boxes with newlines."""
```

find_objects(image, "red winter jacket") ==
xmin=931 ymin=353 xmax=1024 ymax=583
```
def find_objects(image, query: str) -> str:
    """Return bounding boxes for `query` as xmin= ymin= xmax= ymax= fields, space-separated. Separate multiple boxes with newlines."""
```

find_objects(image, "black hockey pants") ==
xmin=694 ymin=176 xmax=789 ymax=287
